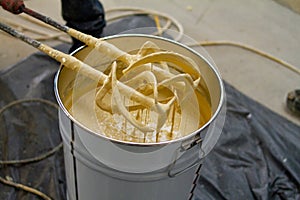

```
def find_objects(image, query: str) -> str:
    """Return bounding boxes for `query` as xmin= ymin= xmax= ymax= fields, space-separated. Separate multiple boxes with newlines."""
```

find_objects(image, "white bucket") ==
xmin=54 ymin=34 xmax=225 ymax=200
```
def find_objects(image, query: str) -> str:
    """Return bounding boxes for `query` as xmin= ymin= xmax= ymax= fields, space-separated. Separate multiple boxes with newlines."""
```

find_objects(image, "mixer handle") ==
xmin=0 ymin=0 xmax=24 ymax=14
xmin=1 ymin=0 xmax=128 ymax=64
xmin=0 ymin=0 xmax=69 ymax=32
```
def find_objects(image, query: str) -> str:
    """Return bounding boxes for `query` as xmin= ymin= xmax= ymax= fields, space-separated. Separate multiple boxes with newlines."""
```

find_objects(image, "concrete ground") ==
xmin=0 ymin=0 xmax=299 ymax=125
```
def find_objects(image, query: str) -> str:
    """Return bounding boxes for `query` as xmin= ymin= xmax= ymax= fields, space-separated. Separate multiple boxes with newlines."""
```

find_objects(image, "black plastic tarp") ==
xmin=0 ymin=16 xmax=300 ymax=200
xmin=195 ymin=84 xmax=300 ymax=200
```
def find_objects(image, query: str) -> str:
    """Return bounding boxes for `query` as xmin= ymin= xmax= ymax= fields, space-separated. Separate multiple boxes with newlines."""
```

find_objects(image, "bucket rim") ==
xmin=54 ymin=33 xmax=225 ymax=147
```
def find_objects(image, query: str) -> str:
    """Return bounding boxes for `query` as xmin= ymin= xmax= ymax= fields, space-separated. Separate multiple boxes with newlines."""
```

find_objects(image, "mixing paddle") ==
xmin=0 ymin=3 xmax=203 ymax=141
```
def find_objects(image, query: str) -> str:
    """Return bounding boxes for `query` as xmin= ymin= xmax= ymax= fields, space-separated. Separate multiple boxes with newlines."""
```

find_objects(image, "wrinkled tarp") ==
xmin=0 ymin=16 xmax=300 ymax=200
xmin=195 ymin=84 xmax=300 ymax=200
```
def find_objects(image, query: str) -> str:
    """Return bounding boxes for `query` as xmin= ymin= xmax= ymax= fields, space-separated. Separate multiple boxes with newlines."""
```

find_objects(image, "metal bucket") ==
xmin=54 ymin=34 xmax=224 ymax=200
